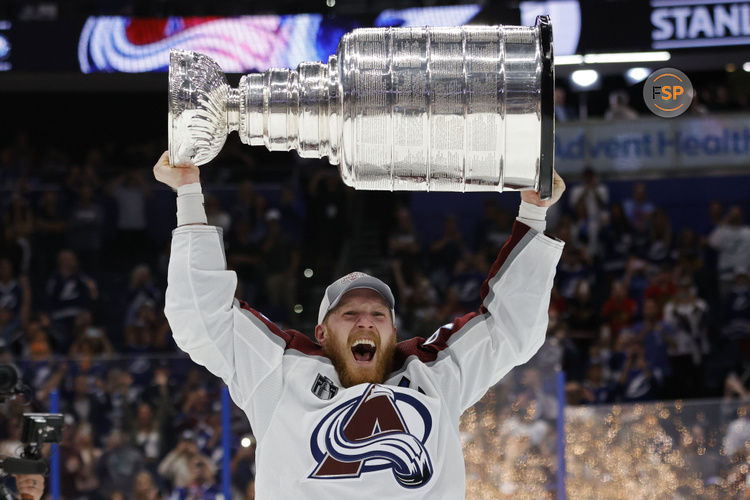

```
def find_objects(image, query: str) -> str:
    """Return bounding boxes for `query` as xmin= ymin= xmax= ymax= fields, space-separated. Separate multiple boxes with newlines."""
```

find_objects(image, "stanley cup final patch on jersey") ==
xmin=311 ymin=373 xmax=339 ymax=400
xmin=308 ymin=384 xmax=433 ymax=488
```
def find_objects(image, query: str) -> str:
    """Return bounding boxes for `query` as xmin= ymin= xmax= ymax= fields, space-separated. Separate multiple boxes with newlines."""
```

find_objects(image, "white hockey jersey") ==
xmin=165 ymin=221 xmax=563 ymax=499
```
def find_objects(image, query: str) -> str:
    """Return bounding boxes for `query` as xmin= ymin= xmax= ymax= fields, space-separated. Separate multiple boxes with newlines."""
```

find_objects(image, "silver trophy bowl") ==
xmin=169 ymin=16 xmax=554 ymax=196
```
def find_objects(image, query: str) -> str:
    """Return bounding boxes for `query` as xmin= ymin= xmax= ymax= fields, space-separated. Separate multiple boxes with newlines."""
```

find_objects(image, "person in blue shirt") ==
xmin=168 ymin=456 xmax=223 ymax=500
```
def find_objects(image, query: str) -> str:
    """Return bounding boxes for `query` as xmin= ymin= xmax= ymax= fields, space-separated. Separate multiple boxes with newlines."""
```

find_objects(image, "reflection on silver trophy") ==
xmin=169 ymin=16 xmax=554 ymax=197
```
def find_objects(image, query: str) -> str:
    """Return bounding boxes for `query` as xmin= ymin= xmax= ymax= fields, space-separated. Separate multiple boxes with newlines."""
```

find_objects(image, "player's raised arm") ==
xmin=419 ymin=172 xmax=566 ymax=414
xmin=156 ymin=152 xmax=286 ymax=437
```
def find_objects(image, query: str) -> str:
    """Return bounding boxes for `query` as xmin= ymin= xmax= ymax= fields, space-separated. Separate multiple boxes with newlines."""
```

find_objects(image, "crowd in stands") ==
xmin=0 ymin=121 xmax=749 ymax=499
xmin=554 ymin=82 xmax=749 ymax=122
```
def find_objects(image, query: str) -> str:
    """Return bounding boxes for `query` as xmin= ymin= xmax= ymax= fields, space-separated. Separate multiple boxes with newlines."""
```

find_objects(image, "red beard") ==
xmin=323 ymin=330 xmax=396 ymax=388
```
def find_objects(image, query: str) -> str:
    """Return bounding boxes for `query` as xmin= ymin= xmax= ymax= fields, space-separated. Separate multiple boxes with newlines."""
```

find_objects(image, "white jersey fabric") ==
xmin=165 ymin=221 xmax=563 ymax=499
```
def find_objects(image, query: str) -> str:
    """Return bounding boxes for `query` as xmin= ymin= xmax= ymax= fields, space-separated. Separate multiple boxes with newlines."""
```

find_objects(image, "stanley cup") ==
xmin=169 ymin=16 xmax=554 ymax=197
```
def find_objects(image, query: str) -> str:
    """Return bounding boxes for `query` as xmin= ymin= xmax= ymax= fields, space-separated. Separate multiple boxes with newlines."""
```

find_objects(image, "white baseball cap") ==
xmin=318 ymin=272 xmax=395 ymax=325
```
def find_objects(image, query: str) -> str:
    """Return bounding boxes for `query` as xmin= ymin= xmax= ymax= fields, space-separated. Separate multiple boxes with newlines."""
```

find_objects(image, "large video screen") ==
xmin=77 ymin=6 xmax=482 ymax=73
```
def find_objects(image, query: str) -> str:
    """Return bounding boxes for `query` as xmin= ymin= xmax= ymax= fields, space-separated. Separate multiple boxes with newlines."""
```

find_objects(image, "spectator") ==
xmin=604 ymin=90 xmax=638 ymax=120
xmin=69 ymin=310 xmax=114 ymax=359
xmin=66 ymin=337 xmax=109 ymax=408
xmin=565 ymin=280 xmax=600 ymax=344
xmin=672 ymin=227 xmax=711 ymax=295
xmin=44 ymin=249 xmax=97 ymax=347
xmin=62 ymin=374 xmax=109 ymax=440
xmin=602 ymin=281 xmax=638 ymax=341
xmin=133 ymin=470 xmax=163 ymax=500
xmin=2 ymin=194 xmax=33 ymax=276
xmin=125 ymin=264 xmax=162 ymax=328
xmin=623 ymin=182 xmax=655 ymax=239
xmin=581 ymin=363 xmax=613 ymax=404
xmin=570 ymin=197 xmax=598 ymax=258
xmin=429 ymin=214 xmax=466 ymax=292
xmin=633 ymin=298 xmax=675 ymax=392
xmin=58 ymin=418 xmax=84 ymax=499
xmin=109 ymin=170 xmax=151 ymax=265
xmin=33 ymin=190 xmax=67 ymax=274
xmin=140 ymin=367 xmax=178 ymax=448
xmin=568 ymin=167 xmax=609 ymax=232
xmin=73 ymin=423 xmax=102 ymax=498
xmin=612 ymin=339 xmax=658 ymax=401
xmin=598 ymin=203 xmax=633 ymax=278
xmin=67 ymin=183 xmax=105 ymax=270
xmin=556 ymin=246 xmax=594 ymax=300
xmin=104 ymin=369 xmax=139 ymax=436
xmin=18 ymin=327 xmax=68 ymax=402
xmin=644 ymin=208 xmax=673 ymax=265
xmin=391 ymin=261 xmax=439 ymax=340
xmin=448 ymin=253 xmax=487 ymax=314
xmin=0 ymin=257 xmax=30 ymax=351
xmin=554 ymin=87 xmax=577 ymax=122
xmin=167 ymin=455 xmax=221 ymax=500
xmin=663 ymin=276 xmax=710 ymax=398
xmin=551 ymin=319 xmax=586 ymax=383
xmin=96 ymin=428 xmax=145 ymax=499
xmin=66 ymin=150 xmax=102 ymax=193
xmin=474 ymin=199 xmax=513 ymax=262
xmin=708 ymin=206 xmax=750 ymax=295
xmin=132 ymin=402 xmax=164 ymax=470
xmin=158 ymin=430 xmax=212 ymax=490
xmin=643 ymin=266 xmax=677 ymax=315
xmin=388 ymin=206 xmax=422 ymax=279
xmin=623 ymin=256 xmax=651 ymax=308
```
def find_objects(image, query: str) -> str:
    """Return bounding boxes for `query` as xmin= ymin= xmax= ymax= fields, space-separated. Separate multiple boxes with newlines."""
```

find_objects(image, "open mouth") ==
xmin=351 ymin=338 xmax=377 ymax=364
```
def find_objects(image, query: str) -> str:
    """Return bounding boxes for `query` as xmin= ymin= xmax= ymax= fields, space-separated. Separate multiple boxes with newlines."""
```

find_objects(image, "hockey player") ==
xmin=155 ymin=151 xmax=565 ymax=499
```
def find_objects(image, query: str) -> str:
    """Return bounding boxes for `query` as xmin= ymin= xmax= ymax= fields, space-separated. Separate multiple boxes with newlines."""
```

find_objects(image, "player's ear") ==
xmin=314 ymin=324 xmax=326 ymax=345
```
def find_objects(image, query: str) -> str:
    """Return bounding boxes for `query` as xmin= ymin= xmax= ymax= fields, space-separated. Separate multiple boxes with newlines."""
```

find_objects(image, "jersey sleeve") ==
xmin=404 ymin=221 xmax=563 ymax=414
xmin=164 ymin=225 xmax=289 ymax=436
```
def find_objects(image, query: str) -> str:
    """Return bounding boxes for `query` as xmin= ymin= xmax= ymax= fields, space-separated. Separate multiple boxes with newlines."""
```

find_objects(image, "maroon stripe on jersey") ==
xmin=391 ymin=221 xmax=532 ymax=371
xmin=479 ymin=221 xmax=530 ymax=314
xmin=238 ymin=300 xmax=327 ymax=357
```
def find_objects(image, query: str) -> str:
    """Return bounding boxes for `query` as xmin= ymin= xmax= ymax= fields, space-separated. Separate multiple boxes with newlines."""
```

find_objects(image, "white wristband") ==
xmin=517 ymin=200 xmax=547 ymax=233
xmin=176 ymin=183 xmax=208 ymax=226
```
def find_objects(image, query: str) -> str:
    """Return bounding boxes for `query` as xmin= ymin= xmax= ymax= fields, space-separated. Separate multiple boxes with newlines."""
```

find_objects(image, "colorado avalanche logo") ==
xmin=309 ymin=384 xmax=433 ymax=488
